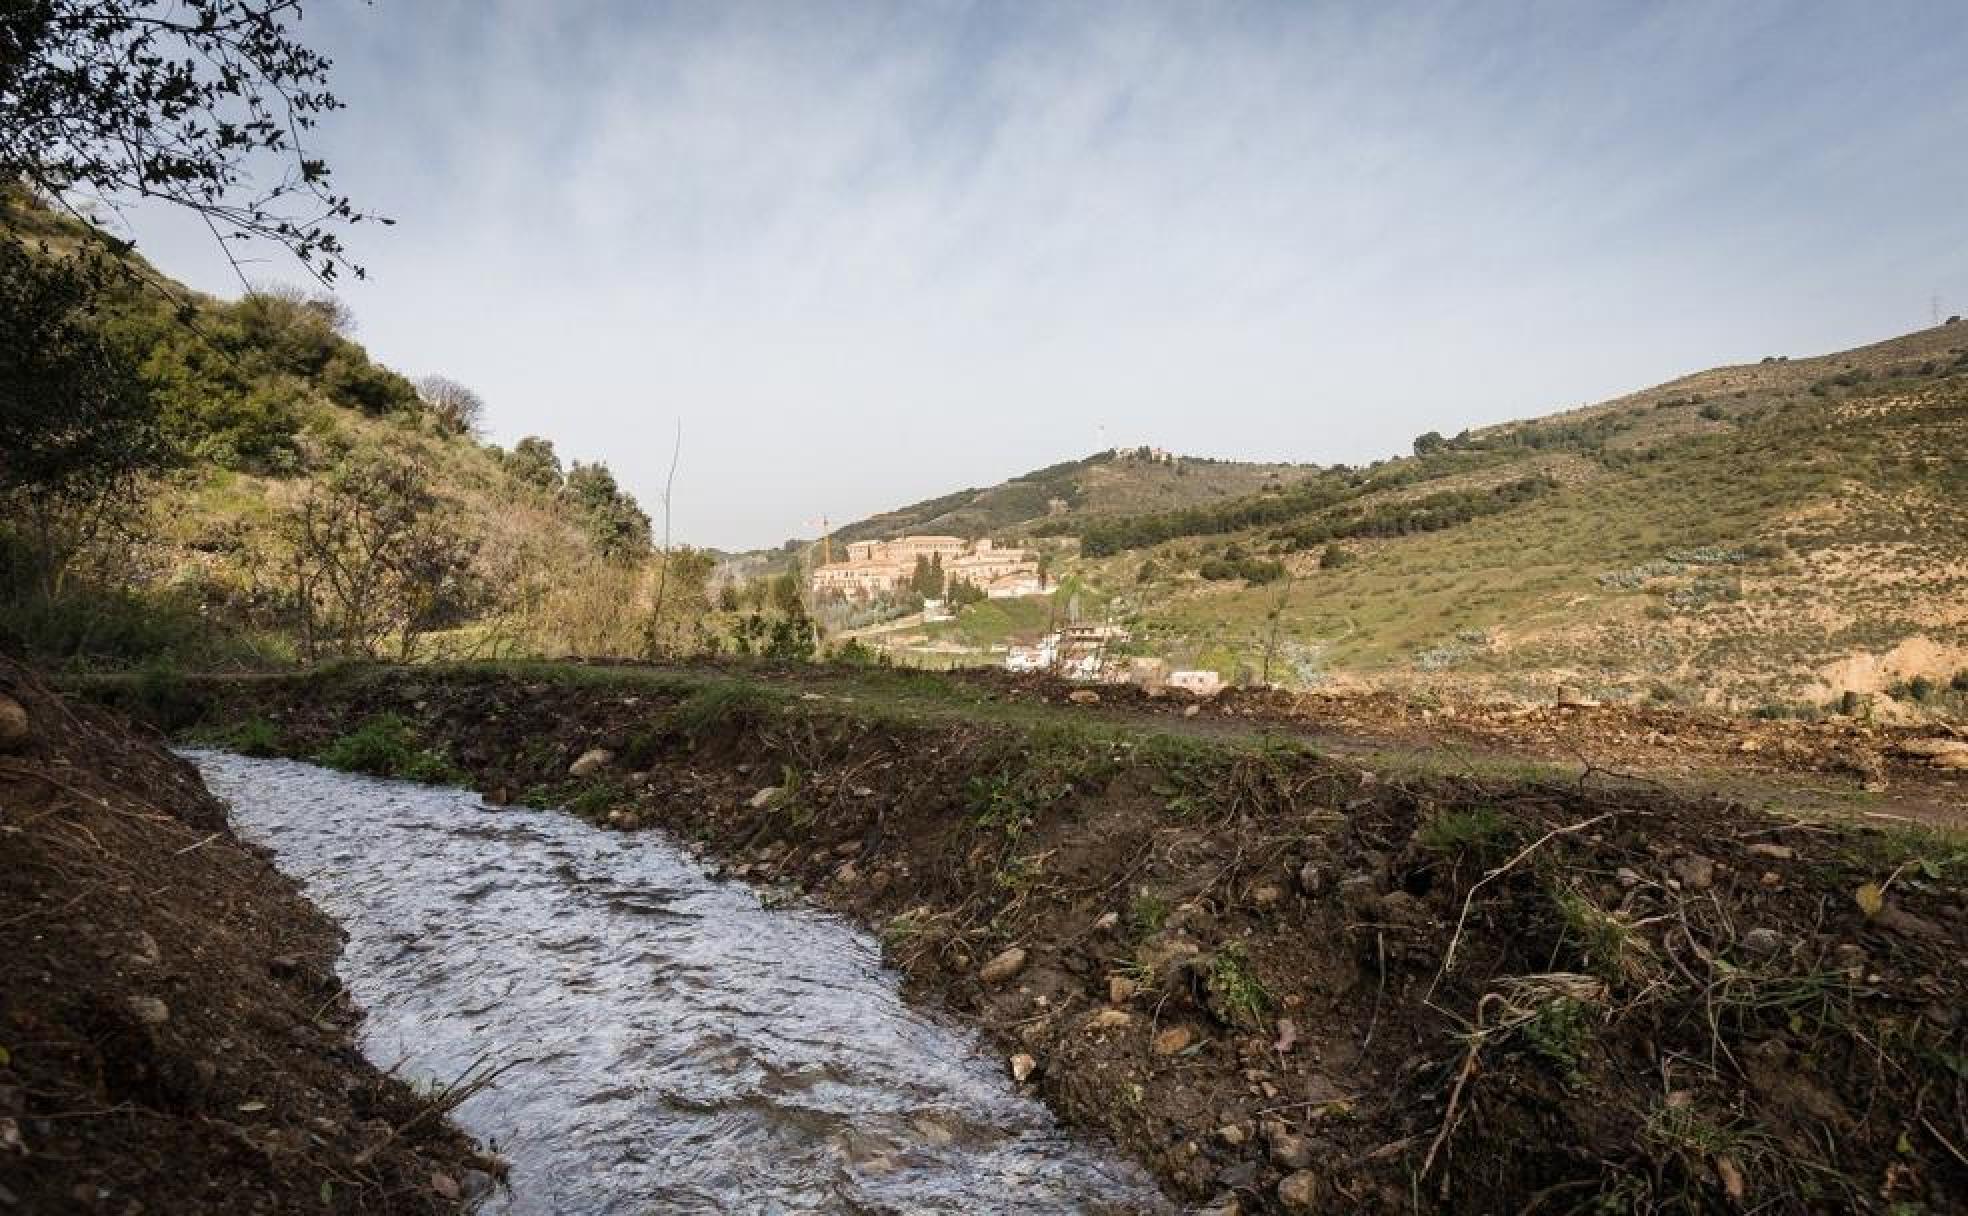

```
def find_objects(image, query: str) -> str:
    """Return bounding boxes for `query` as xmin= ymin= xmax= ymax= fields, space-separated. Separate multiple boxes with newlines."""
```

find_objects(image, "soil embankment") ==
xmin=114 ymin=662 xmax=1968 ymax=1214
xmin=0 ymin=660 xmax=493 ymax=1213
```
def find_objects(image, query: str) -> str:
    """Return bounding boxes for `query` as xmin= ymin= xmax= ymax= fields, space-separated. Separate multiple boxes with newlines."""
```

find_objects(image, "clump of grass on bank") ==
xmin=668 ymin=679 xmax=782 ymax=741
xmin=316 ymin=713 xmax=462 ymax=782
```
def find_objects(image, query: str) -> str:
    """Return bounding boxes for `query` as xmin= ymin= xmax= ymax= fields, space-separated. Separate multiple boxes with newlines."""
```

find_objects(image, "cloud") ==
xmin=124 ymin=1 xmax=1968 ymax=548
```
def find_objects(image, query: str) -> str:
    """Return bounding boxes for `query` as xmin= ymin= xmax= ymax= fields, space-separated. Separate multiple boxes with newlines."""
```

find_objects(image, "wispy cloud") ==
xmin=128 ymin=1 xmax=1968 ymax=547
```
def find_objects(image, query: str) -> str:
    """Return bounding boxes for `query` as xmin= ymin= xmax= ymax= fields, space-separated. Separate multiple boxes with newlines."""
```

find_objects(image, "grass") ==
xmin=316 ymin=713 xmax=463 ymax=782
xmin=1415 ymin=806 xmax=1516 ymax=856
xmin=1205 ymin=945 xmax=1270 ymax=1029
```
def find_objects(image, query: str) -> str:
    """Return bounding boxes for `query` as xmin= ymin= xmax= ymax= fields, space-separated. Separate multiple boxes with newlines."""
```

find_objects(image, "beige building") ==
xmin=813 ymin=534 xmax=1041 ymax=598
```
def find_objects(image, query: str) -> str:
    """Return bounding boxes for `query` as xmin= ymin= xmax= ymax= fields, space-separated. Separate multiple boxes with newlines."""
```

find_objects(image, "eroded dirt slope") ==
xmin=0 ymin=661 xmax=494 ymax=1213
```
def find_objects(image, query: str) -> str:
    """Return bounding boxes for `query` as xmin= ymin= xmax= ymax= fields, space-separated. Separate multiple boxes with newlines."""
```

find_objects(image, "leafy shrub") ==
xmin=225 ymin=717 xmax=283 ymax=757
xmin=317 ymin=713 xmax=459 ymax=781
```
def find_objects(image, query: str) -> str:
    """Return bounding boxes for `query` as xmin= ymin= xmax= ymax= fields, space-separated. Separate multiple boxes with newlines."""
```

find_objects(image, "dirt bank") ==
xmin=130 ymin=663 xmax=1968 ymax=1214
xmin=0 ymin=660 xmax=495 ymax=1213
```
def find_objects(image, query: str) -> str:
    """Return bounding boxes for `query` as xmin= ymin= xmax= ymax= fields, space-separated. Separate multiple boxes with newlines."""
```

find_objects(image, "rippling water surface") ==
xmin=188 ymin=751 xmax=1168 ymax=1215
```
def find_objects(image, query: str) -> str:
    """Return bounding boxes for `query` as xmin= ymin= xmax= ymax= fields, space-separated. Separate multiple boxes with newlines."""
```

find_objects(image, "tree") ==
xmin=1412 ymin=431 xmax=1447 ymax=456
xmin=416 ymin=375 xmax=486 ymax=435
xmin=1 ymin=0 xmax=377 ymax=283
xmin=769 ymin=571 xmax=804 ymax=618
xmin=563 ymin=461 xmax=652 ymax=559
xmin=279 ymin=454 xmax=479 ymax=661
xmin=505 ymin=436 xmax=564 ymax=490
xmin=0 ymin=238 xmax=162 ymax=597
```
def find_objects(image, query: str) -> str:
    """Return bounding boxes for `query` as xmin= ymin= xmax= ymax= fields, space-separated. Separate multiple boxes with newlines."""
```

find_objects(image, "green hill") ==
xmin=856 ymin=326 xmax=1968 ymax=716
xmin=2 ymin=191 xmax=680 ymax=667
xmin=829 ymin=447 xmax=1315 ymax=544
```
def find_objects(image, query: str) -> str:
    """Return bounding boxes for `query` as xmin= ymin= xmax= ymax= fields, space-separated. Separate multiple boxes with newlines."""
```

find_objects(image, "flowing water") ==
xmin=188 ymin=751 xmax=1169 ymax=1215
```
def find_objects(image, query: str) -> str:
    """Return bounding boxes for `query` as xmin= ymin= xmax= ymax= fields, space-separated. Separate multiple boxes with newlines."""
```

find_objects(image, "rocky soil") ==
xmin=146 ymin=663 xmax=1967 ymax=1215
xmin=0 ymin=660 xmax=496 ymax=1213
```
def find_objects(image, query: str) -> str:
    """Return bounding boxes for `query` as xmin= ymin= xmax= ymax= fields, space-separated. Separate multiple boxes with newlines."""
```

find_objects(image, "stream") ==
xmin=187 ymin=751 xmax=1169 ymax=1215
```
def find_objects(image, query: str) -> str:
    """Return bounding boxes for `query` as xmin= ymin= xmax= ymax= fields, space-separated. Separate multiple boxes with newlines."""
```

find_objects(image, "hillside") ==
xmin=857 ymin=325 xmax=1968 ymax=717
xmin=828 ymin=447 xmax=1314 ymax=544
xmin=1 ymin=191 xmax=673 ymax=666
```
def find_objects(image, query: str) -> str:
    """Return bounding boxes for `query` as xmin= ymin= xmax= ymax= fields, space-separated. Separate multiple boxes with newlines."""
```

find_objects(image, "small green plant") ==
xmin=1519 ymin=995 xmax=1593 ymax=1081
xmin=1128 ymin=890 xmax=1170 ymax=937
xmin=1206 ymin=945 xmax=1270 ymax=1029
xmin=1416 ymin=807 xmax=1514 ymax=856
xmin=1555 ymin=886 xmax=1657 ymax=987
xmin=316 ymin=713 xmax=461 ymax=782
xmin=226 ymin=716 xmax=282 ymax=757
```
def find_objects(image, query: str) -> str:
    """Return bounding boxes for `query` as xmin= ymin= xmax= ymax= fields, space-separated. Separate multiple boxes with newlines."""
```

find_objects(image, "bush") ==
xmin=317 ymin=713 xmax=459 ymax=781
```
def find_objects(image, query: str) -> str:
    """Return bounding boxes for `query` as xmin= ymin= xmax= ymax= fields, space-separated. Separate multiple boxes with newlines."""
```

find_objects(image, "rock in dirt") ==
xmin=747 ymin=786 xmax=782 ymax=809
xmin=978 ymin=946 xmax=1028 ymax=985
xmin=1671 ymin=853 xmax=1715 ymax=891
xmin=1741 ymin=927 xmax=1784 ymax=956
xmin=1108 ymin=975 xmax=1139 ymax=1004
xmin=1182 ymin=704 xmax=1201 ymax=718
xmin=1067 ymin=689 xmax=1101 ymax=705
xmin=1263 ymin=1121 xmax=1314 ymax=1170
xmin=0 ymin=694 xmax=27 ymax=750
xmin=430 ymin=1173 xmax=460 ymax=1200
xmin=1746 ymin=843 xmax=1794 ymax=861
xmin=1085 ymin=1009 xmax=1133 ymax=1031
xmin=1249 ymin=884 xmax=1284 ymax=909
xmin=1933 ymin=750 xmax=1968 ymax=771
xmin=1296 ymin=861 xmax=1326 ymax=896
xmin=1092 ymin=910 xmax=1120 ymax=932
xmin=568 ymin=747 xmax=613 ymax=777
xmin=1009 ymin=1053 xmax=1037 ymax=1082
xmin=605 ymin=809 xmax=640 ymax=831
xmin=1277 ymin=1170 xmax=1320 ymax=1211
xmin=1152 ymin=1025 xmax=1196 ymax=1056
xmin=126 ymin=996 xmax=170 ymax=1026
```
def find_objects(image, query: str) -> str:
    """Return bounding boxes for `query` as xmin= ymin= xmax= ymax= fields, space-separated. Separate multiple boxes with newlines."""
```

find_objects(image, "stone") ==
xmin=1068 ymin=689 xmax=1101 ymax=705
xmin=1933 ymin=750 xmax=1968 ymax=771
xmin=1152 ymin=1025 xmax=1196 ymax=1056
xmin=126 ymin=996 xmax=170 ymax=1026
xmin=1556 ymin=687 xmax=1600 ymax=709
xmin=1266 ymin=1127 xmax=1314 ymax=1170
xmin=459 ymin=1170 xmax=497 ymax=1201
xmin=1085 ymin=1009 xmax=1133 ymax=1031
xmin=1296 ymin=862 xmax=1326 ymax=896
xmin=1009 ymin=1053 xmax=1038 ymax=1082
xmin=1183 ymin=704 xmax=1201 ymax=718
xmin=1670 ymin=854 xmax=1715 ymax=891
xmin=1615 ymin=867 xmax=1643 ymax=888
xmin=1215 ymin=1123 xmax=1247 ymax=1146
xmin=833 ymin=861 xmax=860 ymax=886
xmin=1740 ymin=927 xmax=1783 ymax=956
xmin=979 ymin=946 xmax=1028 ymax=985
xmin=748 ymin=786 xmax=782 ymax=809
xmin=0 ymin=695 xmax=27 ymax=751
xmin=1746 ymin=843 xmax=1794 ymax=861
xmin=126 ymin=930 xmax=161 ymax=967
xmin=1250 ymin=884 xmax=1284 ymax=909
xmin=606 ymin=809 xmax=640 ymax=831
xmin=1277 ymin=1170 xmax=1320 ymax=1212
xmin=1092 ymin=911 xmax=1120 ymax=932
xmin=1108 ymin=975 xmax=1139 ymax=1004
xmin=568 ymin=747 xmax=613 ymax=777
xmin=430 ymin=1173 xmax=460 ymax=1201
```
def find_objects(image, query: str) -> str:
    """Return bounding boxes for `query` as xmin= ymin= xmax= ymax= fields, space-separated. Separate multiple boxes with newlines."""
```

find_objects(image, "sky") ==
xmin=117 ymin=1 xmax=1968 ymax=551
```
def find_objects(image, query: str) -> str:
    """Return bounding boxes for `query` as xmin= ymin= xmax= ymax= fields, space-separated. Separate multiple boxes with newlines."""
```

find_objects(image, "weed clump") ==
xmin=317 ymin=713 xmax=461 ymax=782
